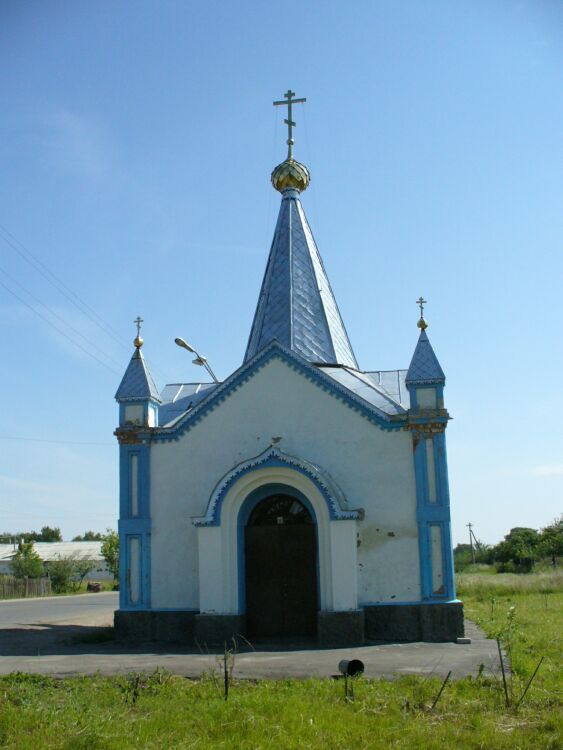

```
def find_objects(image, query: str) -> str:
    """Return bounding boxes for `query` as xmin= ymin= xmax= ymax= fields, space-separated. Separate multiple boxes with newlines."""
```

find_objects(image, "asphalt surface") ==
xmin=0 ymin=590 xmax=118 ymax=630
xmin=0 ymin=592 xmax=501 ymax=680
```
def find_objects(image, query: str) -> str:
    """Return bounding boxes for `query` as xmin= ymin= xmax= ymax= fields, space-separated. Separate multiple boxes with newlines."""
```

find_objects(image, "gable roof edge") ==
xmin=148 ymin=341 xmax=405 ymax=442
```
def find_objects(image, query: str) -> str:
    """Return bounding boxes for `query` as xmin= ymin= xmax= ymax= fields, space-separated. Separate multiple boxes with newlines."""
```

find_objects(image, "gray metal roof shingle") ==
xmin=405 ymin=330 xmax=445 ymax=384
xmin=244 ymin=190 xmax=358 ymax=367
xmin=115 ymin=349 xmax=161 ymax=402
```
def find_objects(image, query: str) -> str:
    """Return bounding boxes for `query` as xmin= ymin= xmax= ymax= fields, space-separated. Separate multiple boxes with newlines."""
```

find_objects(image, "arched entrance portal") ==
xmin=245 ymin=494 xmax=317 ymax=637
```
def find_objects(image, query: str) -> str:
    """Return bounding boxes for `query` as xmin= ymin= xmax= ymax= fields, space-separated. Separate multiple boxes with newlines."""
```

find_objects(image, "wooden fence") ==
xmin=0 ymin=575 xmax=52 ymax=599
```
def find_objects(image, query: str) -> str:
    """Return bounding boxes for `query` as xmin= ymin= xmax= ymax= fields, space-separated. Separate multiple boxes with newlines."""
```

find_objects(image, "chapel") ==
xmin=114 ymin=91 xmax=463 ymax=645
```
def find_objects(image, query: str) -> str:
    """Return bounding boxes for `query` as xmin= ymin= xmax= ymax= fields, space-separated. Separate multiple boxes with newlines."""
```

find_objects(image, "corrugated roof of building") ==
xmin=244 ymin=189 xmax=358 ymax=368
xmin=406 ymin=329 xmax=445 ymax=385
xmin=115 ymin=348 xmax=161 ymax=402
xmin=0 ymin=542 xmax=105 ymax=563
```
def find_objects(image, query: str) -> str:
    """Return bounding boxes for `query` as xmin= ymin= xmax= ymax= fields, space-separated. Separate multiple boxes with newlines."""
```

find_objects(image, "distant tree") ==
xmin=493 ymin=527 xmax=539 ymax=573
xmin=453 ymin=541 xmax=492 ymax=571
xmin=1 ymin=527 xmax=62 ymax=544
xmin=538 ymin=516 xmax=563 ymax=567
xmin=10 ymin=542 xmax=44 ymax=579
xmin=38 ymin=526 xmax=62 ymax=542
xmin=101 ymin=529 xmax=119 ymax=580
xmin=72 ymin=531 xmax=104 ymax=541
xmin=48 ymin=556 xmax=95 ymax=593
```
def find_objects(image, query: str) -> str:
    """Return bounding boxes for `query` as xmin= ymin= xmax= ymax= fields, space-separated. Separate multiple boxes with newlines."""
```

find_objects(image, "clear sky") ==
xmin=0 ymin=0 xmax=561 ymax=545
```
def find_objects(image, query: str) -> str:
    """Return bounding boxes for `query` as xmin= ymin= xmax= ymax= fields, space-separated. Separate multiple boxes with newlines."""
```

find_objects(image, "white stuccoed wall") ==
xmin=149 ymin=357 xmax=419 ymax=610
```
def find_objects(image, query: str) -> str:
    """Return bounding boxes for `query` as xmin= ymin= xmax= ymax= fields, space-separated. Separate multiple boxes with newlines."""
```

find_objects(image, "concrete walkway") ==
xmin=0 ymin=593 xmax=500 ymax=680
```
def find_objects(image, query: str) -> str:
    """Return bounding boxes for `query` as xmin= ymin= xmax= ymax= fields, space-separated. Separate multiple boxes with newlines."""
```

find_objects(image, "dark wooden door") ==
xmin=245 ymin=496 xmax=317 ymax=637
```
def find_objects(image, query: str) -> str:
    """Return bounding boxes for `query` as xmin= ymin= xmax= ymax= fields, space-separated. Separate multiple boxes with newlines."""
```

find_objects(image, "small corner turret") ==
xmin=115 ymin=316 xmax=161 ymax=431
xmin=406 ymin=298 xmax=446 ymax=413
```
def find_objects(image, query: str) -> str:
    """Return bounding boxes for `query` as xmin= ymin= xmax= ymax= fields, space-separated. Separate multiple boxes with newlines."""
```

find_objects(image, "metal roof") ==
xmin=364 ymin=370 xmax=410 ymax=408
xmin=317 ymin=366 xmax=408 ymax=415
xmin=0 ymin=542 xmax=105 ymax=563
xmin=405 ymin=329 xmax=445 ymax=385
xmin=244 ymin=189 xmax=358 ymax=368
xmin=159 ymin=382 xmax=219 ymax=427
xmin=115 ymin=348 xmax=161 ymax=402
xmin=157 ymin=359 xmax=408 ymax=430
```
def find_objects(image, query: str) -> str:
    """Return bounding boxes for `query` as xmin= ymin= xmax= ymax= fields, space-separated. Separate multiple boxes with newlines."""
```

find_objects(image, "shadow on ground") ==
xmin=1 ymin=622 xmax=429 ymax=657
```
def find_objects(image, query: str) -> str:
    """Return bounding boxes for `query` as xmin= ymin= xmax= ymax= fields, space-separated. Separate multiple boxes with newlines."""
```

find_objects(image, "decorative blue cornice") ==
xmin=144 ymin=341 xmax=405 ymax=442
xmin=194 ymin=445 xmax=364 ymax=527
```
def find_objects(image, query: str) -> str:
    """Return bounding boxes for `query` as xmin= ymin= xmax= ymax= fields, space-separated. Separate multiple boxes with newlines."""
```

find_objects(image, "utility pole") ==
xmin=467 ymin=522 xmax=476 ymax=564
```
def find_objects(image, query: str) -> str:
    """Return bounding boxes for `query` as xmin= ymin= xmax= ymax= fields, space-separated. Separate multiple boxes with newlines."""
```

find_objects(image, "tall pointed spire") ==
xmin=115 ymin=318 xmax=161 ymax=403
xmin=244 ymin=91 xmax=357 ymax=368
xmin=406 ymin=300 xmax=445 ymax=385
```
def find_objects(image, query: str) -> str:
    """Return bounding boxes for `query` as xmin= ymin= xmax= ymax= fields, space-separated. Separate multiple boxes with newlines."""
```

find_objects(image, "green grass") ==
xmin=457 ymin=571 xmax=563 ymax=701
xmin=0 ymin=573 xmax=561 ymax=749
xmin=457 ymin=569 xmax=563 ymax=595
xmin=52 ymin=579 xmax=116 ymax=596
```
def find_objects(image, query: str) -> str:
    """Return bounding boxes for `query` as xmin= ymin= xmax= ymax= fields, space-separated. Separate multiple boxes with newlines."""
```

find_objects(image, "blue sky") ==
xmin=0 ymin=0 xmax=561 ymax=544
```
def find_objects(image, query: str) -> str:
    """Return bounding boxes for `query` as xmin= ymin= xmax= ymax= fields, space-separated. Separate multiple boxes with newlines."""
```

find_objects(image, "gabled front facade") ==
xmin=114 ymin=95 xmax=462 ymax=645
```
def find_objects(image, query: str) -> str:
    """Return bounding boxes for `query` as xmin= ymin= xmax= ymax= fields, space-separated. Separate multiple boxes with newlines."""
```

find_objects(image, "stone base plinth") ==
xmin=114 ymin=610 xmax=196 ymax=643
xmin=194 ymin=614 xmax=246 ymax=647
xmin=364 ymin=601 xmax=464 ymax=643
xmin=317 ymin=610 xmax=365 ymax=647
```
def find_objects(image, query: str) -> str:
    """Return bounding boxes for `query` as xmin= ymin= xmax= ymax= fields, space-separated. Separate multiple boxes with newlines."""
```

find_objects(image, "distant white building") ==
xmin=0 ymin=542 xmax=111 ymax=580
xmin=114 ymin=92 xmax=462 ymax=646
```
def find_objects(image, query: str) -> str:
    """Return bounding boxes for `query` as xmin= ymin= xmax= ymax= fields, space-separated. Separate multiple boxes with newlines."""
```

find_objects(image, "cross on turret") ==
xmin=273 ymin=89 xmax=306 ymax=159
xmin=134 ymin=316 xmax=144 ymax=349
xmin=416 ymin=297 xmax=428 ymax=331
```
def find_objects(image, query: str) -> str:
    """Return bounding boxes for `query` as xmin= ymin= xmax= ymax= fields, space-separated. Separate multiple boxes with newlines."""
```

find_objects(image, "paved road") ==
xmin=0 ymin=594 xmax=502 ymax=680
xmin=0 ymin=591 xmax=118 ymax=630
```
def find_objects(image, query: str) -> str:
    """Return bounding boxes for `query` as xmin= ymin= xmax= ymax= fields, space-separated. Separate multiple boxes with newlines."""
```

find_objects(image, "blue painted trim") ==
xmin=236 ymin=483 xmax=320 ymax=615
xmin=119 ymin=445 xmax=150 ymax=520
xmin=413 ymin=432 xmax=456 ymax=601
xmin=409 ymin=385 xmax=445 ymax=411
xmin=119 ymin=518 xmax=151 ymax=534
xmin=118 ymin=442 xmax=152 ymax=611
xmin=195 ymin=445 xmax=362 ymax=527
xmin=139 ymin=342 xmax=405 ymax=442
xmin=118 ymin=523 xmax=127 ymax=610
xmin=414 ymin=439 xmax=433 ymax=599
xmin=150 ymin=608 xmax=199 ymax=612
xmin=118 ymin=399 xmax=160 ymax=427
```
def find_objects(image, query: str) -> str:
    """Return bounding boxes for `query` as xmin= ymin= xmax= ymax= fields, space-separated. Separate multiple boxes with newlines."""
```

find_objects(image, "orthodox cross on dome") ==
xmin=134 ymin=316 xmax=144 ymax=349
xmin=416 ymin=297 xmax=428 ymax=330
xmin=273 ymin=89 xmax=306 ymax=160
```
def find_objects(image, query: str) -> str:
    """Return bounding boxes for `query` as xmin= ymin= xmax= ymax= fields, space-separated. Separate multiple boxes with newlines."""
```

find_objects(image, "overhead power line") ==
xmin=0 ymin=222 xmax=130 ymax=351
xmin=0 ymin=277 xmax=121 ymax=376
xmin=0 ymin=221 xmax=177 ymax=386
xmin=0 ymin=264 xmax=125 ymax=372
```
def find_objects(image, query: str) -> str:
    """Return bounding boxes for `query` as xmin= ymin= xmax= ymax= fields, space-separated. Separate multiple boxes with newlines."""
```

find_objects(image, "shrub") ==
xmin=47 ymin=556 xmax=95 ymax=593
xmin=9 ymin=542 xmax=44 ymax=579
xmin=101 ymin=530 xmax=119 ymax=580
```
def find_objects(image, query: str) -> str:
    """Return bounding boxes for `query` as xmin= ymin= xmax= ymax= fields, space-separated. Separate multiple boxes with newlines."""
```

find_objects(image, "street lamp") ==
xmin=174 ymin=337 xmax=220 ymax=383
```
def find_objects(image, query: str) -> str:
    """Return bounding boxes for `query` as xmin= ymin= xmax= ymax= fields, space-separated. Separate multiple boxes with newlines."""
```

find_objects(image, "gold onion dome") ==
xmin=271 ymin=157 xmax=310 ymax=193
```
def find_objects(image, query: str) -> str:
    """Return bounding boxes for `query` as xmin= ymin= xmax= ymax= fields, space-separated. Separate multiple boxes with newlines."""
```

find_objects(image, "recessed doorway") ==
xmin=245 ymin=493 xmax=317 ymax=637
